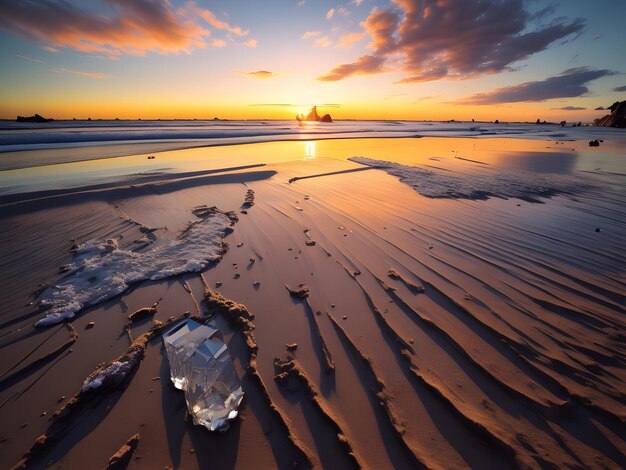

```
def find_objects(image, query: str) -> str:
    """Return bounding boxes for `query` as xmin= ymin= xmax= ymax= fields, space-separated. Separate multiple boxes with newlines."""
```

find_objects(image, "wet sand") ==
xmin=0 ymin=136 xmax=624 ymax=469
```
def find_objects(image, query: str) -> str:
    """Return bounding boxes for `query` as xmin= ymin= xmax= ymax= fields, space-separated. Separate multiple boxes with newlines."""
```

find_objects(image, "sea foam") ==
xmin=349 ymin=156 xmax=593 ymax=201
xmin=35 ymin=211 xmax=233 ymax=327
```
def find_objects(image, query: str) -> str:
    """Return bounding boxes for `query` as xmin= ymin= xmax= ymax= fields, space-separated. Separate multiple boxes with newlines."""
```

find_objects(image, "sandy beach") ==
xmin=1 ymin=125 xmax=624 ymax=469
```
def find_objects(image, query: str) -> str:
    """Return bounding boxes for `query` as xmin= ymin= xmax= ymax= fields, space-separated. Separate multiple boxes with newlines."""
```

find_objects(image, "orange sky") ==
xmin=0 ymin=1 xmax=624 ymax=122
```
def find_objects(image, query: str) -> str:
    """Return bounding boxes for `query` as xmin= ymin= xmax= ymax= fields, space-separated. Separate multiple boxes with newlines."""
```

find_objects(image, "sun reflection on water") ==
xmin=304 ymin=141 xmax=316 ymax=160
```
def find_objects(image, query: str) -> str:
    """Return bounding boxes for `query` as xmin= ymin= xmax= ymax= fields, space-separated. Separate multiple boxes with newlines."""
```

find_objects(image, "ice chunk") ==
xmin=163 ymin=320 xmax=219 ymax=390
xmin=163 ymin=320 xmax=244 ymax=431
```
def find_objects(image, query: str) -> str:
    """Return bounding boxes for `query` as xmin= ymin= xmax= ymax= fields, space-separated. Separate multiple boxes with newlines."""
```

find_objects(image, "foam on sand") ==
xmin=35 ymin=210 xmax=234 ymax=327
xmin=349 ymin=156 xmax=593 ymax=201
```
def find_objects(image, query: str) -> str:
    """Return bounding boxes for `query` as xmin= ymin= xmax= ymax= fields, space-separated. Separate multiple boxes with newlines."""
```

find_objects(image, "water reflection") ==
xmin=304 ymin=141 xmax=316 ymax=160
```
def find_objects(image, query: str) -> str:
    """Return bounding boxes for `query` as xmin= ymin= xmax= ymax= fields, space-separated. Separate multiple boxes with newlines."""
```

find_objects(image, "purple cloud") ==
xmin=550 ymin=106 xmax=586 ymax=110
xmin=613 ymin=85 xmax=626 ymax=92
xmin=461 ymin=68 xmax=615 ymax=105
xmin=0 ymin=0 xmax=250 ymax=58
xmin=318 ymin=55 xmax=386 ymax=81
xmin=319 ymin=0 xmax=585 ymax=82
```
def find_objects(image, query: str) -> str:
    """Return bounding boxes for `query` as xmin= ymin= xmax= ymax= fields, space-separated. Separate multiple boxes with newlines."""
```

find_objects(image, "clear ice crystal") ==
xmin=163 ymin=319 xmax=244 ymax=431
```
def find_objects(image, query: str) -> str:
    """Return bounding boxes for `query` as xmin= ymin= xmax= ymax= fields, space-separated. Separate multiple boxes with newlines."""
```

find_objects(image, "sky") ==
xmin=0 ymin=0 xmax=625 ymax=122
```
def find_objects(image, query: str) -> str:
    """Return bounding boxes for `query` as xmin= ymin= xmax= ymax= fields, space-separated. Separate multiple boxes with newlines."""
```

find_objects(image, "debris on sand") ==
xmin=286 ymin=343 xmax=298 ymax=352
xmin=589 ymin=140 xmax=600 ymax=147
xmin=12 ymin=317 xmax=184 ymax=469
xmin=285 ymin=283 xmax=310 ymax=299
xmin=201 ymin=287 xmax=313 ymax=467
xmin=305 ymin=240 xmax=316 ymax=247
xmin=273 ymin=357 xmax=361 ymax=467
xmin=128 ymin=305 xmax=157 ymax=323
xmin=106 ymin=434 xmax=140 ymax=470
xmin=387 ymin=268 xmax=401 ymax=279
xmin=203 ymin=287 xmax=256 ymax=335
xmin=242 ymin=189 xmax=255 ymax=208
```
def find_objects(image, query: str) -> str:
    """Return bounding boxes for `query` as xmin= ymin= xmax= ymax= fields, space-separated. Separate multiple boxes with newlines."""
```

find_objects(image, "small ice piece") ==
xmin=184 ymin=337 xmax=244 ymax=431
xmin=163 ymin=320 xmax=218 ymax=390
xmin=162 ymin=319 xmax=244 ymax=431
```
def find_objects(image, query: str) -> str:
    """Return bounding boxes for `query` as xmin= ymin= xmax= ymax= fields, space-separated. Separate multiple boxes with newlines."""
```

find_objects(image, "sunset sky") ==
xmin=0 ymin=0 xmax=624 ymax=122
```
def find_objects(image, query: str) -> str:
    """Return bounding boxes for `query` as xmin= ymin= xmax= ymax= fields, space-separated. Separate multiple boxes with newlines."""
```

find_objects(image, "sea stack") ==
xmin=594 ymin=100 xmax=626 ymax=128
xmin=296 ymin=106 xmax=333 ymax=123
xmin=16 ymin=114 xmax=53 ymax=123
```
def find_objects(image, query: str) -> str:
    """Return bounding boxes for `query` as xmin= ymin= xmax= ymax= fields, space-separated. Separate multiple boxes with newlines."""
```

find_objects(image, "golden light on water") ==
xmin=304 ymin=141 xmax=316 ymax=160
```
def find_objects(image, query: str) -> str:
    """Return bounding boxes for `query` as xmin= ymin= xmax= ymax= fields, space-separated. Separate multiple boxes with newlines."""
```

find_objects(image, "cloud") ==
xmin=353 ymin=0 xmax=363 ymax=5
xmin=339 ymin=31 xmax=366 ymax=47
xmin=594 ymin=106 xmax=605 ymax=110
xmin=0 ymin=0 xmax=251 ymax=58
xmin=550 ymin=106 xmax=586 ymax=110
xmin=461 ymin=68 xmax=615 ymax=105
xmin=50 ymin=67 xmax=110 ymax=79
xmin=241 ymin=70 xmax=276 ymax=79
xmin=318 ymin=55 xmax=386 ymax=81
xmin=319 ymin=0 xmax=585 ymax=82
xmin=249 ymin=103 xmax=341 ymax=108
xmin=592 ymin=34 xmax=601 ymax=40
xmin=183 ymin=2 xmax=248 ymax=36
xmin=211 ymin=39 xmax=226 ymax=48
xmin=613 ymin=85 xmax=626 ymax=92
xmin=315 ymin=36 xmax=332 ymax=47
xmin=301 ymin=31 xmax=321 ymax=40
xmin=326 ymin=8 xmax=335 ymax=20
xmin=16 ymin=54 xmax=46 ymax=64
xmin=243 ymin=39 xmax=257 ymax=47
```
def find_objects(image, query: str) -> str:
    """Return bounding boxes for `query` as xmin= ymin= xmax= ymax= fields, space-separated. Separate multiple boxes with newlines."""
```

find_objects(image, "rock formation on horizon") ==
xmin=296 ymin=106 xmax=333 ymax=123
xmin=16 ymin=113 xmax=53 ymax=123
xmin=593 ymin=100 xmax=626 ymax=128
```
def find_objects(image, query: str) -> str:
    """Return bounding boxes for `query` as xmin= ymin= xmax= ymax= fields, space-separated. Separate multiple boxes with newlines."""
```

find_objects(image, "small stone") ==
xmin=237 ymin=243 xmax=244 ymax=247
xmin=342 ymin=316 xmax=348 ymax=320
xmin=234 ymin=273 xmax=240 ymax=279
xmin=216 ymin=281 xmax=223 ymax=287
xmin=20 ymin=422 xmax=29 ymax=428
xmin=595 ymin=228 xmax=600 ymax=233
xmin=152 ymin=377 xmax=160 ymax=381
xmin=286 ymin=343 xmax=298 ymax=351
xmin=189 ymin=449 xmax=196 ymax=454
xmin=409 ymin=339 xmax=414 ymax=344
xmin=85 ymin=321 xmax=95 ymax=330
xmin=253 ymin=281 xmax=261 ymax=288
xmin=149 ymin=389 xmax=154 ymax=393
xmin=331 ymin=304 xmax=336 ymax=308
xmin=40 ymin=411 xmax=47 ymax=417
xmin=58 ymin=396 xmax=65 ymax=403
xmin=240 ymin=210 xmax=248 ymax=214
